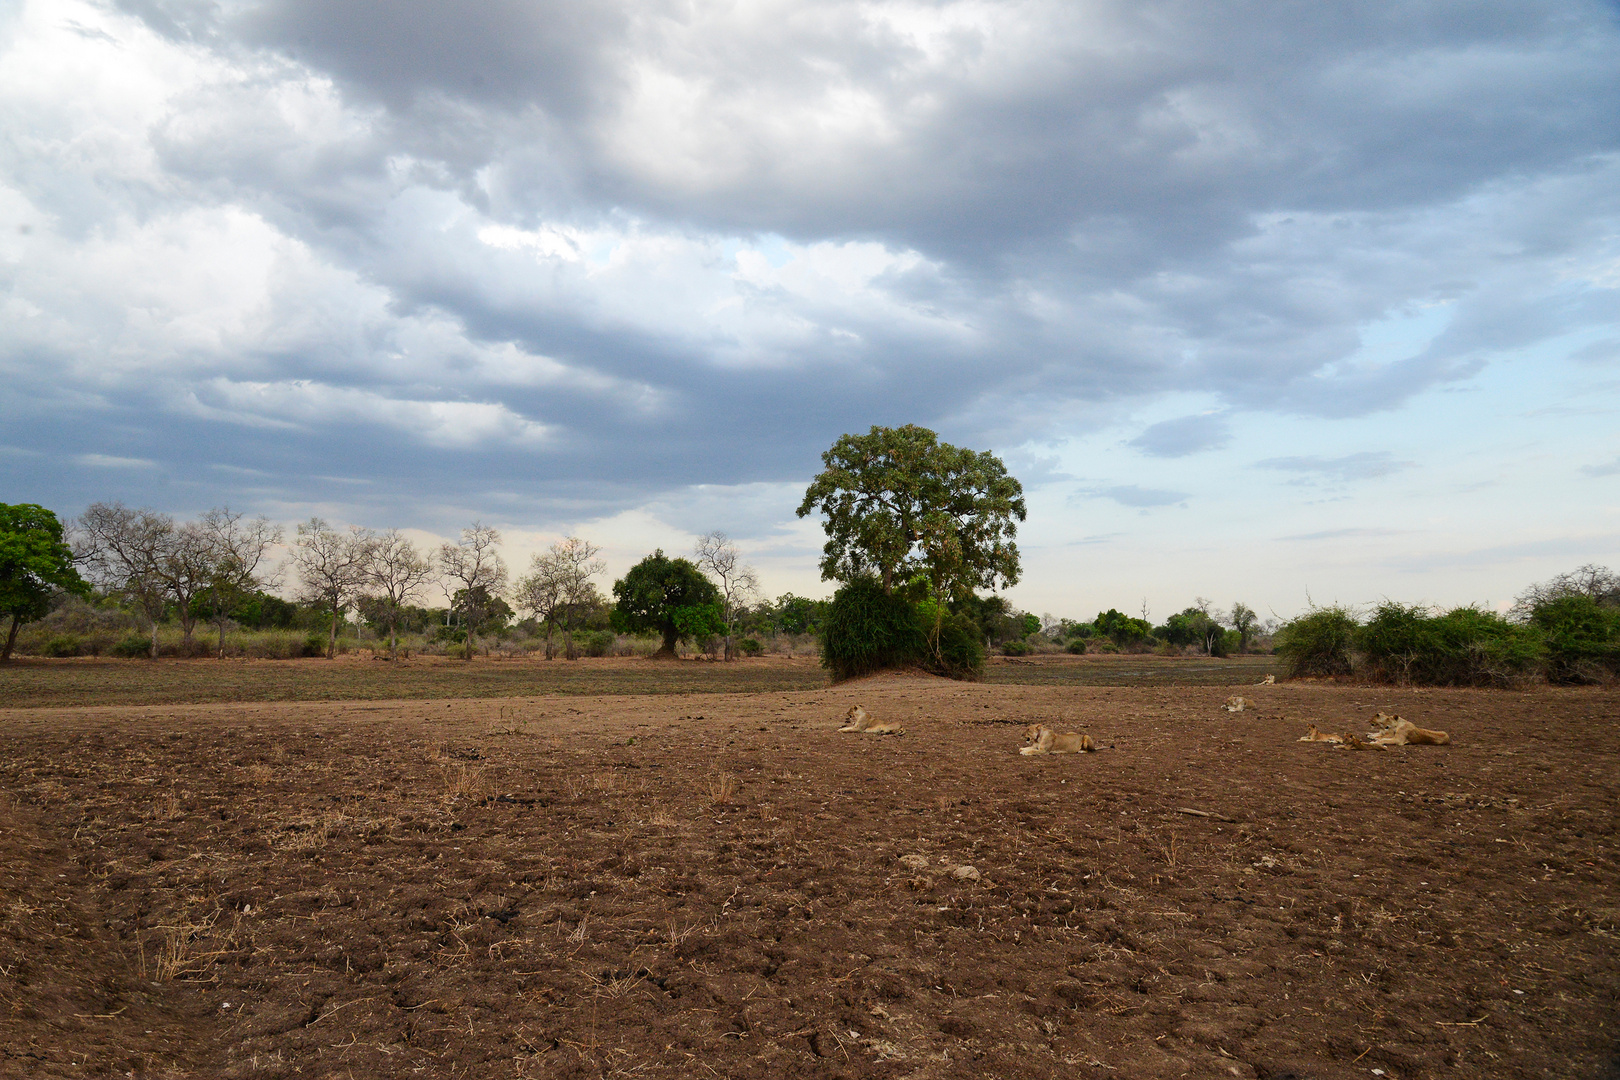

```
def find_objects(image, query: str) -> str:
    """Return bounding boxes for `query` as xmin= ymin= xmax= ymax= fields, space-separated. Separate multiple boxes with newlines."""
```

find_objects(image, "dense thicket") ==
xmin=1275 ymin=572 xmax=1620 ymax=687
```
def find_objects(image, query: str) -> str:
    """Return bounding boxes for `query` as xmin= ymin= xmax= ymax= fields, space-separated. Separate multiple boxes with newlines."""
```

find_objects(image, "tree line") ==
xmin=0 ymin=500 xmax=839 ymax=663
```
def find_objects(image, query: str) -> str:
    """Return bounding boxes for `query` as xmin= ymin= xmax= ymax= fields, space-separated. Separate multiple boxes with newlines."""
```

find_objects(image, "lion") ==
xmin=1257 ymin=674 xmax=1276 ymax=685
xmin=1333 ymin=732 xmax=1386 ymax=751
xmin=1020 ymin=723 xmax=1097 ymax=755
xmin=1222 ymin=696 xmax=1249 ymax=712
xmin=1297 ymin=725 xmax=1343 ymax=744
xmin=838 ymin=705 xmax=905 ymax=735
xmin=1369 ymin=718 xmax=1450 ymax=746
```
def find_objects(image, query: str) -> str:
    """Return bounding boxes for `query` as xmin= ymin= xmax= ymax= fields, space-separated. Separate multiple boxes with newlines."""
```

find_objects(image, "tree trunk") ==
xmin=149 ymin=620 xmax=159 ymax=659
xmin=1 ymin=613 xmax=20 ymax=662
xmin=328 ymin=607 xmax=338 ymax=660
xmin=388 ymin=616 xmax=398 ymax=660
xmin=217 ymin=616 xmax=226 ymax=659
xmin=655 ymin=625 xmax=680 ymax=658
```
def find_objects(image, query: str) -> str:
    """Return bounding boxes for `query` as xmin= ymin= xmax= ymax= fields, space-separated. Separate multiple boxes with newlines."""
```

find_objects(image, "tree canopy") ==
xmin=797 ymin=424 xmax=1026 ymax=600
xmin=1 ymin=503 xmax=88 ymax=662
xmin=611 ymin=549 xmax=722 ymax=657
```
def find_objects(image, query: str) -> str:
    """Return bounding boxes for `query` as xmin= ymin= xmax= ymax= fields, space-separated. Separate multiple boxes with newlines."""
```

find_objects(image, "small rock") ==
xmin=899 ymin=854 xmax=931 ymax=872
xmin=952 ymin=865 xmax=980 ymax=881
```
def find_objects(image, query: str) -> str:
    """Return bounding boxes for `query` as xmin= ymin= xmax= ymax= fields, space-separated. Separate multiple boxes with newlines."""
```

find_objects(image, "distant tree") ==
xmin=77 ymin=502 xmax=175 ymax=658
xmin=1095 ymin=608 xmax=1153 ymax=649
xmin=797 ymin=424 xmax=1026 ymax=600
xmin=1230 ymin=602 xmax=1258 ymax=653
xmin=694 ymin=531 xmax=760 ymax=660
xmin=293 ymin=518 xmax=373 ymax=659
xmin=611 ymin=549 xmax=722 ymax=658
xmin=437 ymin=523 xmax=507 ymax=659
xmin=1 ymin=504 xmax=88 ymax=662
xmin=1512 ymin=564 xmax=1620 ymax=620
xmin=198 ymin=508 xmax=283 ymax=659
xmin=514 ymin=537 xmax=604 ymax=659
xmin=362 ymin=529 xmax=434 ymax=659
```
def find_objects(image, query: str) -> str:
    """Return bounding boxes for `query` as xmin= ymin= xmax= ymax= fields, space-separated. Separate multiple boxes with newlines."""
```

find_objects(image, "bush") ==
xmin=581 ymin=630 xmax=616 ymax=658
xmin=1002 ymin=640 xmax=1030 ymax=657
xmin=1066 ymin=638 xmax=1086 ymax=654
xmin=820 ymin=577 xmax=927 ymax=682
xmin=1274 ymin=606 xmax=1359 ymax=678
xmin=1530 ymin=595 xmax=1620 ymax=684
xmin=111 ymin=633 xmax=151 ymax=658
xmin=1359 ymin=603 xmax=1541 ymax=687
xmin=41 ymin=634 xmax=83 ymax=657
xmin=737 ymin=637 xmax=764 ymax=657
xmin=926 ymin=611 xmax=986 ymax=680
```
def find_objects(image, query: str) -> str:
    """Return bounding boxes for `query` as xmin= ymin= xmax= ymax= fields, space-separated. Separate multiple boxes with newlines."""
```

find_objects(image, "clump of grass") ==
xmin=440 ymin=763 xmax=487 ymax=800
xmin=706 ymin=771 xmax=739 ymax=806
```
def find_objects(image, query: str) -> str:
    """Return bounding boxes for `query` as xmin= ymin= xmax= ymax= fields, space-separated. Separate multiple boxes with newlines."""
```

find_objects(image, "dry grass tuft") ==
xmin=706 ymin=771 xmax=739 ymax=806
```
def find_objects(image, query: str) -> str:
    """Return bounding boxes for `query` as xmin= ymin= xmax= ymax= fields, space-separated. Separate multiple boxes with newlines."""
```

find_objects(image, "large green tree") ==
xmin=796 ymin=424 xmax=1026 ymax=601
xmin=611 ymin=549 xmax=722 ymax=658
xmin=0 ymin=504 xmax=88 ymax=662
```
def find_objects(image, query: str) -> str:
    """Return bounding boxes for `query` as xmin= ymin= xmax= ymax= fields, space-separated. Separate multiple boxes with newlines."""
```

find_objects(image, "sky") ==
xmin=3 ymin=0 xmax=1618 ymax=623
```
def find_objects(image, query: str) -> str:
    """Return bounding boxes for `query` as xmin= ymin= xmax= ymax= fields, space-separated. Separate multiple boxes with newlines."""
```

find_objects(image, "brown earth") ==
xmin=0 ymin=666 xmax=1616 ymax=1079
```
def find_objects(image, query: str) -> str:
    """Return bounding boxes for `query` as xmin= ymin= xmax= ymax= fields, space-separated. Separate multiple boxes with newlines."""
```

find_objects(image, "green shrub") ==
xmin=737 ymin=637 xmax=764 ymax=657
xmin=1358 ymin=602 xmax=1433 ymax=684
xmin=1528 ymin=595 xmax=1620 ymax=684
xmin=1360 ymin=603 xmax=1542 ymax=687
xmin=1274 ymin=606 xmax=1359 ymax=678
xmin=925 ymin=611 xmax=986 ymax=680
xmin=111 ymin=633 xmax=151 ymax=658
xmin=581 ymin=630 xmax=616 ymax=658
xmin=1066 ymin=638 xmax=1086 ymax=655
xmin=820 ymin=577 xmax=926 ymax=682
xmin=41 ymin=634 xmax=82 ymax=657
xmin=1002 ymin=640 xmax=1030 ymax=657
xmin=1091 ymin=638 xmax=1119 ymax=654
xmin=303 ymin=634 xmax=328 ymax=657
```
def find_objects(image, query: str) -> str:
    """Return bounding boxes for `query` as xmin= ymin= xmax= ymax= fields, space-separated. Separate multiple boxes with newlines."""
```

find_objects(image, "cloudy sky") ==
xmin=4 ymin=0 xmax=1618 ymax=621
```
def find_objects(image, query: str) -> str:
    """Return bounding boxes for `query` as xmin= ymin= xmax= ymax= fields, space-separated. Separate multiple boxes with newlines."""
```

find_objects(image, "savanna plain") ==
xmin=1 ymin=655 xmax=1615 ymax=1080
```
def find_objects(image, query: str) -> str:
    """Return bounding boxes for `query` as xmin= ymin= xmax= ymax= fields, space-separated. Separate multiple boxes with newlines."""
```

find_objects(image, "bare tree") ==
xmin=199 ymin=508 xmax=283 ymax=658
xmin=514 ymin=537 xmax=604 ymax=659
xmin=1511 ymin=564 xmax=1620 ymax=620
xmin=438 ymin=522 xmax=507 ymax=659
xmin=694 ymin=531 xmax=760 ymax=660
xmin=293 ymin=518 xmax=373 ymax=659
xmin=76 ymin=502 xmax=175 ymax=658
xmin=513 ymin=551 xmax=565 ymax=659
xmin=363 ymin=529 xmax=434 ymax=659
xmin=554 ymin=538 xmax=605 ymax=659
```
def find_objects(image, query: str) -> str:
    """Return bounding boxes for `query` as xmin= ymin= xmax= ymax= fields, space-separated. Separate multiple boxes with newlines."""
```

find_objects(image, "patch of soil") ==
xmin=1 ymin=680 xmax=1615 ymax=1078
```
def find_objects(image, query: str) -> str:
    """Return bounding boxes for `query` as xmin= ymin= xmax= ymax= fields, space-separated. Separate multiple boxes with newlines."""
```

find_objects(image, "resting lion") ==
xmin=1020 ymin=724 xmax=1097 ymax=755
xmin=1297 ymin=725 xmax=1343 ymax=744
xmin=838 ymin=705 xmax=905 ymax=735
xmin=1222 ymin=695 xmax=1250 ymax=712
xmin=1257 ymin=674 xmax=1276 ymax=685
xmin=1368 ymin=717 xmax=1450 ymax=746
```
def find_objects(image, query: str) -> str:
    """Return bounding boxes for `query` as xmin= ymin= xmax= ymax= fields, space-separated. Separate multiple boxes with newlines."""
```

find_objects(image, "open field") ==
xmin=0 ymin=654 xmax=1282 ymax=709
xmin=1 ymin=671 xmax=1615 ymax=1079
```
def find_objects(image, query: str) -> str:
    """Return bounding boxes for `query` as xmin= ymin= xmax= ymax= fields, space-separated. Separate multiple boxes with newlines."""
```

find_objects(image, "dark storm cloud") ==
xmin=10 ymin=0 xmax=1620 ymax=534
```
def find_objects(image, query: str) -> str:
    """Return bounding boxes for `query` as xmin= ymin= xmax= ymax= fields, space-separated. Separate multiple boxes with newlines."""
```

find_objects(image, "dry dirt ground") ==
xmin=1 ymin=669 xmax=1616 ymax=1079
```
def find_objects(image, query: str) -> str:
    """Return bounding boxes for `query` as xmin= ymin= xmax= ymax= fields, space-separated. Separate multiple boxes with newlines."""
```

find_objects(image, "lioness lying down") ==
xmin=838 ymin=705 xmax=905 ymax=735
xmin=1020 ymin=724 xmax=1097 ymax=755
xmin=1297 ymin=724 xmax=1343 ymax=744
xmin=1257 ymin=674 xmax=1276 ymax=685
xmin=1367 ymin=712 xmax=1449 ymax=746
xmin=1222 ymin=695 xmax=1250 ymax=712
